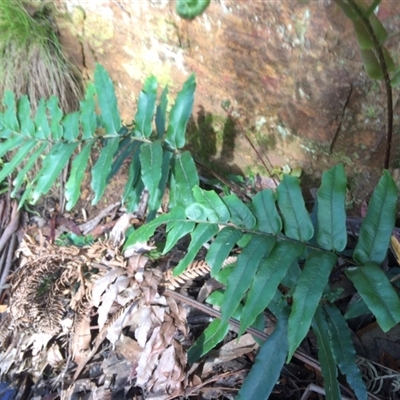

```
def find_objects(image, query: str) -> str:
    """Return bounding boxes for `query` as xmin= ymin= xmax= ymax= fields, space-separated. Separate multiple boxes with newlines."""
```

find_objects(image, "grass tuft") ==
xmin=0 ymin=1 xmax=82 ymax=113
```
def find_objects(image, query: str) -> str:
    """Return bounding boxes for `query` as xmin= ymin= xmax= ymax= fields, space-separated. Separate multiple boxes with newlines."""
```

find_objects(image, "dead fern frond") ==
xmin=357 ymin=356 xmax=400 ymax=395
xmin=163 ymin=256 xmax=237 ymax=290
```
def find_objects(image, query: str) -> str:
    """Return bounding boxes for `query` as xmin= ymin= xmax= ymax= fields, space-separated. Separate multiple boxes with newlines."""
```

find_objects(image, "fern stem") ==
xmin=344 ymin=0 xmax=393 ymax=169
xmin=163 ymin=288 xmax=323 ymax=372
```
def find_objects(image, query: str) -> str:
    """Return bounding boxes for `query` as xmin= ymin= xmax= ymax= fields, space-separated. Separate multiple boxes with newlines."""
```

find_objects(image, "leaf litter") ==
xmin=0 ymin=214 xmax=188 ymax=399
xmin=2 ymin=193 xmax=400 ymax=399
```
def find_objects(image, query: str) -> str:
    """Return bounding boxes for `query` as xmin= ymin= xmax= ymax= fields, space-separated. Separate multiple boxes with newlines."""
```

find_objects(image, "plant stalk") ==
xmin=344 ymin=0 xmax=393 ymax=169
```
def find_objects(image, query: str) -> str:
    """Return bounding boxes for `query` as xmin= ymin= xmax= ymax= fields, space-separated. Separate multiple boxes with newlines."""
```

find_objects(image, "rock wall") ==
xmin=54 ymin=0 xmax=400 ymax=206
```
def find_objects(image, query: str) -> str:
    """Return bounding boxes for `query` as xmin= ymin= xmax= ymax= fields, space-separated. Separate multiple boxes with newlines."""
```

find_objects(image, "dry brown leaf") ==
xmin=71 ymin=309 xmax=92 ymax=364
xmin=115 ymin=334 xmax=143 ymax=363
xmin=124 ymin=241 xmax=155 ymax=258
xmin=110 ymin=213 xmax=135 ymax=245
xmin=127 ymin=252 xmax=149 ymax=280
xmin=133 ymin=307 xmax=154 ymax=348
xmin=147 ymin=342 xmax=186 ymax=398
xmin=391 ymin=235 xmax=400 ymax=265
xmin=116 ymin=286 xmax=142 ymax=305
xmin=166 ymin=296 xmax=189 ymax=336
xmin=47 ymin=343 xmax=64 ymax=369
xmin=142 ymin=269 xmax=161 ymax=303
xmin=105 ymin=300 xmax=140 ymax=345
xmin=97 ymin=275 xmax=131 ymax=329
xmin=77 ymin=202 xmax=120 ymax=235
xmin=203 ymin=333 xmax=258 ymax=375
xmin=69 ymin=265 xmax=88 ymax=311
xmin=91 ymin=267 xmax=126 ymax=307
xmin=157 ymin=317 xmax=178 ymax=351
xmin=136 ymin=326 xmax=163 ymax=387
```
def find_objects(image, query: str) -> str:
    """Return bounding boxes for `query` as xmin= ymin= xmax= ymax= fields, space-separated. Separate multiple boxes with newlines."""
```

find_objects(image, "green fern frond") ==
xmin=126 ymin=162 xmax=399 ymax=399
xmin=0 ymin=64 xmax=196 ymax=214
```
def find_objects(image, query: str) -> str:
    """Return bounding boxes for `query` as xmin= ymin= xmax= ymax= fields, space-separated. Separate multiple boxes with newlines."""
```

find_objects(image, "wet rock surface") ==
xmin=55 ymin=0 xmax=400 ymax=207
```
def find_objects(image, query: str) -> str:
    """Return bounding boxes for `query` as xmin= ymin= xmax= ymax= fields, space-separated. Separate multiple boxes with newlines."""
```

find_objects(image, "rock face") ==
xmin=54 ymin=0 xmax=400 ymax=206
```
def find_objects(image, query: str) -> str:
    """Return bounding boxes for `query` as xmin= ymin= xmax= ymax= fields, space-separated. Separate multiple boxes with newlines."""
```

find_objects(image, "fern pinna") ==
xmin=125 ymin=162 xmax=399 ymax=400
xmin=1 ymin=64 xmax=399 ymax=400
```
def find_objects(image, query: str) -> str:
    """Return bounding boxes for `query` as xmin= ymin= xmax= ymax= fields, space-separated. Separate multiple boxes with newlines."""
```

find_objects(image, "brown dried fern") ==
xmin=163 ymin=256 xmax=237 ymax=290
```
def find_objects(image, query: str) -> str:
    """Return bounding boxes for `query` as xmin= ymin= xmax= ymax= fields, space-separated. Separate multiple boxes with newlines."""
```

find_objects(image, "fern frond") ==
xmin=0 ymin=64 xmax=197 ymax=213
xmin=127 ymin=160 xmax=400 ymax=399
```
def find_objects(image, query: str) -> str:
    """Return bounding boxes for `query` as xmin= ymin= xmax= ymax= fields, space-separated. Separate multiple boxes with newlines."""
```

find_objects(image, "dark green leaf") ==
xmin=0 ymin=140 xmax=36 ymax=183
xmin=277 ymin=175 xmax=314 ymax=241
xmin=139 ymin=140 xmax=163 ymax=207
xmin=223 ymin=193 xmax=256 ymax=229
xmin=47 ymin=97 xmax=63 ymax=140
xmin=65 ymin=141 xmax=94 ymax=210
xmin=237 ymin=233 xmax=252 ymax=248
xmin=280 ymin=260 xmax=302 ymax=289
xmin=368 ymin=12 xmax=388 ymax=45
xmin=312 ymin=307 xmax=341 ymax=400
xmin=252 ymin=189 xmax=282 ymax=234
xmin=287 ymin=251 xmax=337 ymax=361
xmin=80 ymin=83 xmax=97 ymax=139
xmin=18 ymin=184 xmax=33 ymax=209
xmin=176 ymin=0 xmax=210 ymax=19
xmin=123 ymin=147 xmax=142 ymax=207
xmin=34 ymin=99 xmax=51 ymax=139
xmin=237 ymin=317 xmax=288 ymax=400
xmin=359 ymin=0 xmax=381 ymax=18
xmin=62 ymin=112 xmax=80 ymax=142
xmin=335 ymin=0 xmax=357 ymax=20
xmin=352 ymin=20 xmax=374 ymax=50
xmin=353 ymin=170 xmax=397 ymax=264
xmin=214 ymin=265 xmax=236 ymax=286
xmin=11 ymin=143 xmax=48 ymax=197
xmin=206 ymin=227 xmax=243 ymax=275
xmin=91 ymin=137 xmax=120 ymax=205
xmin=156 ymin=86 xmax=168 ymax=139
xmin=170 ymin=151 xmax=199 ymax=207
xmin=0 ymin=135 xmax=25 ymax=158
xmin=268 ymin=290 xmax=291 ymax=321
xmin=94 ymin=64 xmax=121 ymax=134
xmin=32 ymin=142 xmax=79 ymax=203
xmin=344 ymin=296 xmax=370 ymax=319
xmin=323 ymin=304 xmax=367 ymax=400
xmin=109 ymin=139 xmax=140 ymax=180
xmin=3 ymin=91 xmax=19 ymax=131
xmin=163 ymin=220 xmax=196 ymax=254
xmin=206 ymin=289 xmax=225 ymax=307
xmin=124 ymin=207 xmax=186 ymax=248
xmin=174 ymin=223 xmax=219 ymax=275
xmin=221 ymin=235 xmax=276 ymax=324
xmin=360 ymin=49 xmax=384 ymax=79
xmin=317 ymin=164 xmax=347 ymax=251
xmin=240 ymin=240 xmax=304 ymax=335
xmin=187 ymin=318 xmax=229 ymax=364
xmin=391 ymin=68 xmax=400 ymax=87
xmin=147 ymin=150 xmax=173 ymax=221
xmin=17 ymin=96 xmax=34 ymax=137
xmin=185 ymin=203 xmax=209 ymax=221
xmin=125 ymin=180 xmax=144 ymax=213
xmin=165 ymin=74 xmax=195 ymax=149
xmin=382 ymin=47 xmax=395 ymax=72
xmin=346 ymin=263 xmax=400 ymax=332
xmin=192 ymin=186 xmax=230 ymax=223
xmin=134 ymin=76 xmax=158 ymax=138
